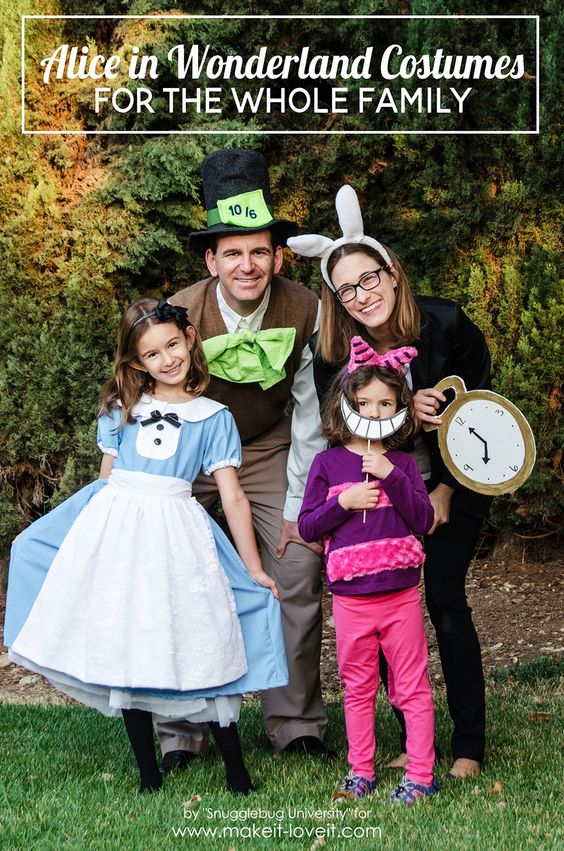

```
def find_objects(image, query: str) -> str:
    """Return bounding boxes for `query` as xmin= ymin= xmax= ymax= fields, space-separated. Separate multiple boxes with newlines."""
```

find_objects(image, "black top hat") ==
xmin=188 ymin=148 xmax=299 ymax=255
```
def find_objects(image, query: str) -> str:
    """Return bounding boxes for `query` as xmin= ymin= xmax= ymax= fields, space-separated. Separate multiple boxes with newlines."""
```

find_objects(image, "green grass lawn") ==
xmin=1 ymin=658 xmax=562 ymax=850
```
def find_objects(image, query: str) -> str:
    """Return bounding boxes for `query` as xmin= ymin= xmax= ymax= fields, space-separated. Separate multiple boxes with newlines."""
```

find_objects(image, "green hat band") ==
xmin=207 ymin=189 xmax=274 ymax=229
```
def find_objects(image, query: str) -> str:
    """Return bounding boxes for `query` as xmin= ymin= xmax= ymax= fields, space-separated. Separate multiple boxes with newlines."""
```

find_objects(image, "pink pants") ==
xmin=333 ymin=585 xmax=435 ymax=784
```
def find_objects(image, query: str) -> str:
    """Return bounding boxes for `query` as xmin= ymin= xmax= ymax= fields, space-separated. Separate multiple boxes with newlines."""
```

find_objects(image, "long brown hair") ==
xmin=317 ymin=243 xmax=421 ymax=364
xmin=99 ymin=298 xmax=209 ymax=427
xmin=322 ymin=364 xmax=419 ymax=451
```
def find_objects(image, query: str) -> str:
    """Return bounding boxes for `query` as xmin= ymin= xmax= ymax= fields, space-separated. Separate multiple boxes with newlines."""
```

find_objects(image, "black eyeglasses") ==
xmin=334 ymin=267 xmax=389 ymax=304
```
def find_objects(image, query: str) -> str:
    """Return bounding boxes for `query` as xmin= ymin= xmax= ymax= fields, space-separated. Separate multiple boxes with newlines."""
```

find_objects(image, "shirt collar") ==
xmin=131 ymin=394 xmax=227 ymax=422
xmin=216 ymin=282 xmax=271 ymax=333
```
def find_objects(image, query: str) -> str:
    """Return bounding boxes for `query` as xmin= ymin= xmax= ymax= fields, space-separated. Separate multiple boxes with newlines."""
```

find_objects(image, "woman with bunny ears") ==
xmin=288 ymin=187 xmax=492 ymax=781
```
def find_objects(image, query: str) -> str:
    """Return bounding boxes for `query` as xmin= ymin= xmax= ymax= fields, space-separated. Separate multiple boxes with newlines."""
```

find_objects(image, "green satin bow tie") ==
xmin=203 ymin=328 xmax=297 ymax=390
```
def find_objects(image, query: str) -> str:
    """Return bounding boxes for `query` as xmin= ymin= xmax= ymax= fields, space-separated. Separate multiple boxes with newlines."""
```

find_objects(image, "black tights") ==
xmin=209 ymin=721 xmax=253 ymax=794
xmin=122 ymin=709 xmax=162 ymax=793
xmin=122 ymin=710 xmax=252 ymax=794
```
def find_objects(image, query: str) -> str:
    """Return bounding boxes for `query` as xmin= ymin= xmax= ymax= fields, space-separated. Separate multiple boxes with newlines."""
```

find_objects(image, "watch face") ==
xmin=445 ymin=399 xmax=527 ymax=487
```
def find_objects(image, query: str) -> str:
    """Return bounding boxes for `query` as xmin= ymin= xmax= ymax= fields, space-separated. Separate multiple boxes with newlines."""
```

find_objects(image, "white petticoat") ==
xmin=10 ymin=469 xmax=248 ymax=722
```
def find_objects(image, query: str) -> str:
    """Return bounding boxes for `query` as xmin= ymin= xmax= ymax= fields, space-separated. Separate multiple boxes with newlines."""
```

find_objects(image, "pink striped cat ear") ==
xmin=380 ymin=346 xmax=418 ymax=372
xmin=347 ymin=336 xmax=418 ymax=374
xmin=347 ymin=336 xmax=383 ymax=371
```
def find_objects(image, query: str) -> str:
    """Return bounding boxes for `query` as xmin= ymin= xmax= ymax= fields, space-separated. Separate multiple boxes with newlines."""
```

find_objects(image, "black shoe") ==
xmin=283 ymin=736 xmax=337 ymax=761
xmin=161 ymin=749 xmax=197 ymax=774
xmin=140 ymin=772 xmax=163 ymax=793
xmin=227 ymin=770 xmax=256 ymax=795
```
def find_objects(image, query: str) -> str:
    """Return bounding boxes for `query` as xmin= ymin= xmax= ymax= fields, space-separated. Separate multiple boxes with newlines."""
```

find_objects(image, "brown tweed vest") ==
xmin=171 ymin=276 xmax=318 ymax=442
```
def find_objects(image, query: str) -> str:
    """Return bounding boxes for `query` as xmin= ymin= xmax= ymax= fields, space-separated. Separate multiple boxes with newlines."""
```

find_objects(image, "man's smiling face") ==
xmin=205 ymin=231 xmax=283 ymax=316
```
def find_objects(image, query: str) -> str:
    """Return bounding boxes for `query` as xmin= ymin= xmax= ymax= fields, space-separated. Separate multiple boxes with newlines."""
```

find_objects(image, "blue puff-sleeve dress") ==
xmin=4 ymin=394 xmax=288 ymax=725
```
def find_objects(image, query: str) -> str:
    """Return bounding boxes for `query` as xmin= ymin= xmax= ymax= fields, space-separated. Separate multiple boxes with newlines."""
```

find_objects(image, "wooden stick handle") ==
xmin=363 ymin=439 xmax=371 ymax=524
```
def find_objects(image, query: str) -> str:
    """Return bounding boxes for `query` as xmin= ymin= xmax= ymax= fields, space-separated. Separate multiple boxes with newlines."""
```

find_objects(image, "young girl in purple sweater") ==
xmin=298 ymin=338 xmax=439 ymax=804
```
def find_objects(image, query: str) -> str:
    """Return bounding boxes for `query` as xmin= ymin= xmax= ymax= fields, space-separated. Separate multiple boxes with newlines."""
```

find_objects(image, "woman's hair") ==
xmin=322 ymin=363 xmax=419 ymax=451
xmin=99 ymin=298 xmax=209 ymax=426
xmin=317 ymin=243 xmax=422 ymax=364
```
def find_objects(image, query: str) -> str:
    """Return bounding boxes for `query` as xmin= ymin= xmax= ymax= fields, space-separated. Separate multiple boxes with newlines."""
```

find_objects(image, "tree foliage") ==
xmin=0 ymin=0 xmax=561 ymax=550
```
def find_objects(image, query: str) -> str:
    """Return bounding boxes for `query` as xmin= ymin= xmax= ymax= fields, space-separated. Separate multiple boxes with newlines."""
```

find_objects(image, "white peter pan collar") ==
xmin=129 ymin=394 xmax=227 ymax=423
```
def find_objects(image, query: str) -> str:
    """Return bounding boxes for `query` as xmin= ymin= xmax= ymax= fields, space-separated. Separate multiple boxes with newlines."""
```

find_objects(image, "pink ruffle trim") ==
xmin=327 ymin=535 xmax=425 ymax=583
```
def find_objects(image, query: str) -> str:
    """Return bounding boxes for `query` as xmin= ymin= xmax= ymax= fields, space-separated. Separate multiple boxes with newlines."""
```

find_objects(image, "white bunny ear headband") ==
xmin=286 ymin=185 xmax=392 ymax=292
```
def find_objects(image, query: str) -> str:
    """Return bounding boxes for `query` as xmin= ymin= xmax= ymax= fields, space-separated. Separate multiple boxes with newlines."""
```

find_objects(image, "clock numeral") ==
xmin=463 ymin=464 xmax=474 ymax=472
xmin=455 ymin=416 xmax=466 ymax=427
xmin=509 ymin=465 xmax=518 ymax=472
xmin=495 ymin=408 xmax=504 ymax=416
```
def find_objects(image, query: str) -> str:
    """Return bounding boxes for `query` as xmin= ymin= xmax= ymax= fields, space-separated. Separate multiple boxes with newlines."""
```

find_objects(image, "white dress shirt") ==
xmin=216 ymin=283 xmax=325 ymax=521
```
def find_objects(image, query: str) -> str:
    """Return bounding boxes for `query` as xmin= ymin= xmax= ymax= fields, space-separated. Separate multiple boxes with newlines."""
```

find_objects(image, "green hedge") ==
xmin=0 ymin=0 xmax=562 ymax=551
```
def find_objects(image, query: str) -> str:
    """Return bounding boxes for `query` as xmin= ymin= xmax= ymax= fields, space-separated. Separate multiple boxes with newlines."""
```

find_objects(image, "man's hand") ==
xmin=276 ymin=519 xmax=323 ymax=558
xmin=413 ymin=387 xmax=446 ymax=425
xmin=427 ymin=483 xmax=455 ymax=534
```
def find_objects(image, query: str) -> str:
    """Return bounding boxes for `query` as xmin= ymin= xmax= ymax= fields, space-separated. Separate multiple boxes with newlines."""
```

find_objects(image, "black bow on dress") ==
xmin=140 ymin=410 xmax=181 ymax=428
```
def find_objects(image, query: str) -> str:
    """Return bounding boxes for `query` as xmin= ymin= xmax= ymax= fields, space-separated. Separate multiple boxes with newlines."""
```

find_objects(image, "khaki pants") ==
xmin=156 ymin=417 xmax=327 ymax=752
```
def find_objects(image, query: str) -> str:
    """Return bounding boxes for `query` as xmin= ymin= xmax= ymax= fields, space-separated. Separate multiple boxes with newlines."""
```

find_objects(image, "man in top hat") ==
xmin=156 ymin=148 xmax=332 ymax=766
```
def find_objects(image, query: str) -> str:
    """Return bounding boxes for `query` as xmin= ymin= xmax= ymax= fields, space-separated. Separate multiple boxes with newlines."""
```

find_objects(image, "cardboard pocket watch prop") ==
xmin=423 ymin=376 xmax=536 ymax=495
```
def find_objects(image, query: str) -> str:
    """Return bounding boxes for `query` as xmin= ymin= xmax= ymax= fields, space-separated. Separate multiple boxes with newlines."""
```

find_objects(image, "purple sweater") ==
xmin=298 ymin=446 xmax=434 ymax=596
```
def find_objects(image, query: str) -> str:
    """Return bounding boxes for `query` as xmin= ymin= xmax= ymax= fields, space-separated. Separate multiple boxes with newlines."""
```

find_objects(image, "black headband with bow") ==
xmin=131 ymin=300 xmax=190 ymax=332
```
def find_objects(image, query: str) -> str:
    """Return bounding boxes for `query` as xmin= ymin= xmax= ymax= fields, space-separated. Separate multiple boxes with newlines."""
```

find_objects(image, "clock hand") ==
xmin=468 ymin=427 xmax=490 ymax=463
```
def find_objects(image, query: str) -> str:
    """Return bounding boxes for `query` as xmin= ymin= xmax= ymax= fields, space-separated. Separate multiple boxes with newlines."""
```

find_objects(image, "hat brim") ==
xmin=188 ymin=219 xmax=300 ymax=255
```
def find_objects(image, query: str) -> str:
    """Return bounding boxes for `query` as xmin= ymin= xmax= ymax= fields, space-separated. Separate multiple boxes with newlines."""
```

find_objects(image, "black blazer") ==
xmin=312 ymin=296 xmax=492 ymax=519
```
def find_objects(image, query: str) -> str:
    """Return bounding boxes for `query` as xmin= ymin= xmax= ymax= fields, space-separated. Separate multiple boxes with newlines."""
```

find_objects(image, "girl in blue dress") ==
xmin=4 ymin=298 xmax=287 ymax=794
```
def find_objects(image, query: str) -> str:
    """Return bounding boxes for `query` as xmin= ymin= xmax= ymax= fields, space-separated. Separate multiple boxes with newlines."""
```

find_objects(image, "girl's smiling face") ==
xmin=132 ymin=321 xmax=195 ymax=396
xmin=355 ymin=377 xmax=398 ymax=420
xmin=330 ymin=251 xmax=398 ymax=338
